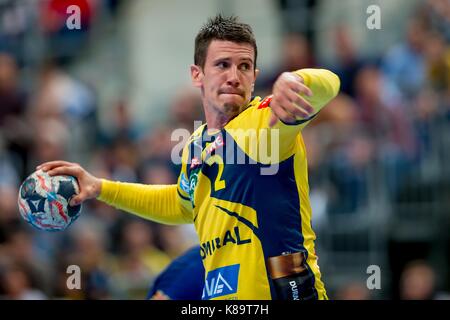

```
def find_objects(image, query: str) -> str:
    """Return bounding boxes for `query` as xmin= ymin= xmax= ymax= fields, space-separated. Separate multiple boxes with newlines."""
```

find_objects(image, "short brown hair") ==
xmin=194 ymin=14 xmax=258 ymax=69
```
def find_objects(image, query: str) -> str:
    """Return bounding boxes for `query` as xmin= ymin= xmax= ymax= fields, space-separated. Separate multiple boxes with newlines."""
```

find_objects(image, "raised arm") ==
xmin=269 ymin=68 xmax=340 ymax=127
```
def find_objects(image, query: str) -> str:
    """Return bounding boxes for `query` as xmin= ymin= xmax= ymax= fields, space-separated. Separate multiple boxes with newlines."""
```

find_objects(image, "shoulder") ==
xmin=187 ymin=123 xmax=207 ymax=146
xmin=243 ymin=95 xmax=270 ymax=112
xmin=180 ymin=123 xmax=207 ymax=157
xmin=226 ymin=96 xmax=272 ymax=130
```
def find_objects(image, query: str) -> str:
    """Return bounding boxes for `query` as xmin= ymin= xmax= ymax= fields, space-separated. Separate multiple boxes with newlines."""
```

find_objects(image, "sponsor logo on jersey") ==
xmin=205 ymin=134 xmax=224 ymax=155
xmin=257 ymin=95 xmax=272 ymax=109
xmin=200 ymin=226 xmax=251 ymax=259
xmin=188 ymin=172 xmax=198 ymax=204
xmin=179 ymin=173 xmax=190 ymax=194
xmin=290 ymin=280 xmax=300 ymax=300
xmin=202 ymin=264 xmax=240 ymax=299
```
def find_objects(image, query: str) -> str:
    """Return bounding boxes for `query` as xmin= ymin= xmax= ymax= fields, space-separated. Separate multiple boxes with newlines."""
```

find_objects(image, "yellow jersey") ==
xmin=98 ymin=68 xmax=340 ymax=300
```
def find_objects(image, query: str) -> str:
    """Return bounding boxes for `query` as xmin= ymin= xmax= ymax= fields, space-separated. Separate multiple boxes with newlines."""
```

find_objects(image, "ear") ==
xmin=190 ymin=64 xmax=203 ymax=88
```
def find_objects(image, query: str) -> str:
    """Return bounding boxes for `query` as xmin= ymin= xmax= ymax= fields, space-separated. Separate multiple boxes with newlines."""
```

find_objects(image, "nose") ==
xmin=226 ymin=65 xmax=240 ymax=87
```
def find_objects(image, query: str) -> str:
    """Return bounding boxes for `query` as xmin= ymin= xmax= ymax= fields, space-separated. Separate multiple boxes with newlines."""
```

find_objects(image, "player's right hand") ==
xmin=269 ymin=72 xmax=314 ymax=127
xmin=36 ymin=161 xmax=102 ymax=206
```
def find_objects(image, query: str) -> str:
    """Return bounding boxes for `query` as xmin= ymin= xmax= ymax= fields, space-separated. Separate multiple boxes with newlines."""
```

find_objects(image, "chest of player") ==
xmin=184 ymin=128 xmax=307 ymax=262
xmin=186 ymin=130 xmax=260 ymax=205
xmin=185 ymin=129 xmax=298 ymax=210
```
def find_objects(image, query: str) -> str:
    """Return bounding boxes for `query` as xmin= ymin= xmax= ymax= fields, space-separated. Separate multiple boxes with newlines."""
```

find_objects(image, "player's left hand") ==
xmin=269 ymin=72 xmax=314 ymax=127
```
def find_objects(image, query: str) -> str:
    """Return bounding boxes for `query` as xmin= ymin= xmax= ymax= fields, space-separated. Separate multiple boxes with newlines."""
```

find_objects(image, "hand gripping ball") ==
xmin=17 ymin=170 xmax=82 ymax=231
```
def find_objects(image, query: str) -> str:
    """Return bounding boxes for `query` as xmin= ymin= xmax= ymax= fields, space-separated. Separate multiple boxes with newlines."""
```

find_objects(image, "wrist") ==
xmin=94 ymin=178 xmax=103 ymax=199
xmin=292 ymin=71 xmax=304 ymax=84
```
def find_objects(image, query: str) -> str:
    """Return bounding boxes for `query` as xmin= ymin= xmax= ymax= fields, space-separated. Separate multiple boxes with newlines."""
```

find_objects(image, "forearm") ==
xmin=97 ymin=180 xmax=192 ymax=225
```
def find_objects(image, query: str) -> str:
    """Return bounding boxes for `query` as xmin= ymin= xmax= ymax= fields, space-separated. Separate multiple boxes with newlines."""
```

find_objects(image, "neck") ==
xmin=203 ymin=100 xmax=248 ymax=132
xmin=205 ymin=111 xmax=233 ymax=131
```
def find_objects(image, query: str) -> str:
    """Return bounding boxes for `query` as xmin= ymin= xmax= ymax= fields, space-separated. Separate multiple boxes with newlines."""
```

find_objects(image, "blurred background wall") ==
xmin=0 ymin=0 xmax=449 ymax=299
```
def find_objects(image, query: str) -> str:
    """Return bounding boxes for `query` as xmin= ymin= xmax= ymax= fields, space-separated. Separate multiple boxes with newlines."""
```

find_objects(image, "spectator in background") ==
xmin=54 ymin=221 xmax=112 ymax=300
xmin=137 ymin=125 xmax=180 ymax=177
xmin=329 ymin=25 xmax=366 ymax=97
xmin=0 ymin=53 xmax=29 ymax=178
xmin=304 ymin=93 xmax=362 ymax=217
xmin=110 ymin=220 xmax=171 ymax=299
xmin=381 ymin=17 xmax=428 ymax=104
xmin=136 ymin=87 xmax=204 ymax=179
xmin=168 ymin=86 xmax=204 ymax=130
xmin=256 ymin=33 xmax=313 ymax=95
xmin=0 ymin=53 xmax=24 ymax=125
xmin=353 ymin=66 xmax=416 ymax=199
xmin=422 ymin=0 xmax=450 ymax=42
xmin=412 ymin=88 xmax=441 ymax=161
xmin=3 ymin=226 xmax=51 ymax=296
xmin=423 ymin=31 xmax=450 ymax=94
xmin=399 ymin=260 xmax=450 ymax=300
xmin=29 ymin=61 xmax=96 ymax=124
xmin=108 ymin=139 xmax=139 ymax=183
xmin=137 ymin=125 xmax=175 ymax=163
xmin=335 ymin=281 xmax=371 ymax=300
xmin=29 ymin=119 xmax=70 ymax=169
xmin=0 ymin=260 xmax=47 ymax=300
xmin=27 ymin=61 xmax=97 ymax=164
xmin=325 ymin=130 xmax=373 ymax=214
xmin=100 ymin=99 xmax=141 ymax=146
xmin=157 ymin=225 xmax=197 ymax=260
xmin=39 ymin=0 xmax=95 ymax=63
xmin=0 ymin=135 xmax=19 ymax=186
xmin=0 ymin=1 xmax=35 ymax=63
xmin=140 ymin=161 xmax=176 ymax=185
xmin=354 ymin=66 xmax=412 ymax=149
xmin=0 ymin=184 xmax=22 ymax=254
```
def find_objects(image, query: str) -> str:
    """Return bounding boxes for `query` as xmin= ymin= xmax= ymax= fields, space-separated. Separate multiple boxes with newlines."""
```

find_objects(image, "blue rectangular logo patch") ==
xmin=202 ymin=264 xmax=240 ymax=300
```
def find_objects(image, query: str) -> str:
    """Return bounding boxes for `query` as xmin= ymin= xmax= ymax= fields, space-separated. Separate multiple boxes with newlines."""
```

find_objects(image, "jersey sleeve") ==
xmin=293 ymin=68 xmax=341 ymax=124
xmin=97 ymin=178 xmax=193 ymax=225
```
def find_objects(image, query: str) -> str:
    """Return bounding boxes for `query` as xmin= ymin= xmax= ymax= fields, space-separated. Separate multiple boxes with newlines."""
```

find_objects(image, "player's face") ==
xmin=191 ymin=40 xmax=258 ymax=118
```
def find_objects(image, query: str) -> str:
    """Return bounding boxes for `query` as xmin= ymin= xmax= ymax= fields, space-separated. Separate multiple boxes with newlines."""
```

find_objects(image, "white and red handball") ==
xmin=17 ymin=170 xmax=82 ymax=231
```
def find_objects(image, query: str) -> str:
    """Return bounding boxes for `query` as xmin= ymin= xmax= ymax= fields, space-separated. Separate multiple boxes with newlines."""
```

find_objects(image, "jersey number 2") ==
xmin=205 ymin=154 xmax=226 ymax=191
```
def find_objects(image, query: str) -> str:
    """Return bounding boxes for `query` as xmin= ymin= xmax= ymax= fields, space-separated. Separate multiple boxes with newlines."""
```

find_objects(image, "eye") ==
xmin=216 ymin=61 xmax=229 ymax=69
xmin=240 ymin=63 xmax=251 ymax=71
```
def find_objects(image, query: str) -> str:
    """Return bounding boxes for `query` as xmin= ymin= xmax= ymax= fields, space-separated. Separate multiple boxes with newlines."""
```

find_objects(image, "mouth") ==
xmin=219 ymin=90 xmax=244 ymax=97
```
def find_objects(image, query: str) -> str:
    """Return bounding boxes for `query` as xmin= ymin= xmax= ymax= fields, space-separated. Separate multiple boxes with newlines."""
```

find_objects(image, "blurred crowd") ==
xmin=0 ymin=0 xmax=449 ymax=299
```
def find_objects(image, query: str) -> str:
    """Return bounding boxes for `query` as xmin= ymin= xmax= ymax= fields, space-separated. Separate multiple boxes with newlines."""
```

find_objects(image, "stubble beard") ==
xmin=222 ymin=101 xmax=242 ymax=116
xmin=204 ymin=95 xmax=250 ymax=129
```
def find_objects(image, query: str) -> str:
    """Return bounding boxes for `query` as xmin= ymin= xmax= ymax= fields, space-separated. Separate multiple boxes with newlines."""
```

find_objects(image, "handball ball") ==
xmin=17 ymin=169 xmax=82 ymax=231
